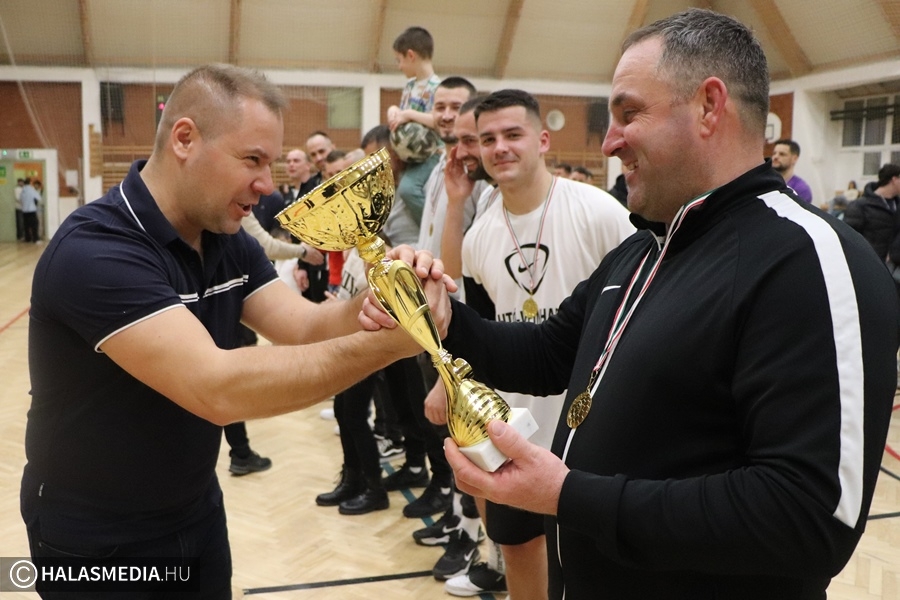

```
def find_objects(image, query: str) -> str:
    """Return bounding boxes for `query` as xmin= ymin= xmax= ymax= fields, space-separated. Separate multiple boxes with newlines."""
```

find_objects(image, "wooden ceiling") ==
xmin=0 ymin=0 xmax=898 ymax=86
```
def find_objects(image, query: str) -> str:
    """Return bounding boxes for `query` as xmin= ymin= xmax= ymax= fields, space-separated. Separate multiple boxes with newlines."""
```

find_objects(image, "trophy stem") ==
xmin=357 ymin=236 xmax=386 ymax=264
xmin=432 ymin=352 xmax=460 ymax=413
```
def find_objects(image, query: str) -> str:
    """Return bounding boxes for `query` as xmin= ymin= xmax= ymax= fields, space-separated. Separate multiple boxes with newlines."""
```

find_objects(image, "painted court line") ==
xmin=0 ymin=306 xmax=29 ymax=336
xmin=243 ymin=570 xmax=434 ymax=594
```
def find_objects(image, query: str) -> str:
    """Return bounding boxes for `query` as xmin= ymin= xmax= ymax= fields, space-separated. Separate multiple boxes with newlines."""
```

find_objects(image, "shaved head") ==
xmin=155 ymin=64 xmax=286 ymax=153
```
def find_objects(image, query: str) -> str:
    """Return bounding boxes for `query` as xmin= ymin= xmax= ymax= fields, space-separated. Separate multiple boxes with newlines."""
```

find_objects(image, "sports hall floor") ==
xmin=1 ymin=241 xmax=898 ymax=599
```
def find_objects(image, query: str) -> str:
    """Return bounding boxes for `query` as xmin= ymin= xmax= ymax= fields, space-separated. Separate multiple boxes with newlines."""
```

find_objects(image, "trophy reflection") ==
xmin=276 ymin=148 xmax=536 ymax=472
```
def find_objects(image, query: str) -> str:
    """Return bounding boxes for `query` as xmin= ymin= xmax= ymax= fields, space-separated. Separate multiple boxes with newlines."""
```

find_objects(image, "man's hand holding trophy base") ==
xmin=276 ymin=148 xmax=537 ymax=472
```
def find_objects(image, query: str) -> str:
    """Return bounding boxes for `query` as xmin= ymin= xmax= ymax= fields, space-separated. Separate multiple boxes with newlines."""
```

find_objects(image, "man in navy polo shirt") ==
xmin=23 ymin=64 xmax=447 ymax=598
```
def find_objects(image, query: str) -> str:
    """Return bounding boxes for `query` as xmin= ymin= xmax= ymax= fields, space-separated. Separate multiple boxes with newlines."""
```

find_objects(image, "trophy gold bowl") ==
xmin=275 ymin=147 xmax=536 ymax=471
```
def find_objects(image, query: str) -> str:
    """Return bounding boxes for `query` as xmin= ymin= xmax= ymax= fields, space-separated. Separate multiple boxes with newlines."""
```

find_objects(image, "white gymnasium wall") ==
xmin=2 ymin=59 xmax=899 ymax=206
xmin=774 ymin=57 xmax=900 ymax=206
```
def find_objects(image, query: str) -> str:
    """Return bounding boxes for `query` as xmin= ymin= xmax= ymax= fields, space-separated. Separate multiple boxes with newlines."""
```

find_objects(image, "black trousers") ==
xmin=223 ymin=422 xmax=250 ymax=458
xmin=335 ymin=373 xmax=381 ymax=481
xmin=25 ymin=500 xmax=232 ymax=599
xmin=223 ymin=327 xmax=259 ymax=458
xmin=300 ymin=261 xmax=328 ymax=303
xmin=385 ymin=355 xmax=452 ymax=484
xmin=23 ymin=211 xmax=39 ymax=242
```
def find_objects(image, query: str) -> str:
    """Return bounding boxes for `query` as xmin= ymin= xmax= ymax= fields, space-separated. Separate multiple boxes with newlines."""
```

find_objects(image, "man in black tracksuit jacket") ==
xmin=433 ymin=9 xmax=900 ymax=600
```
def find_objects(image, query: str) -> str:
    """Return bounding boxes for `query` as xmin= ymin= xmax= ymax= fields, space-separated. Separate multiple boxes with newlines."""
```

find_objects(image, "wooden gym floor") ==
xmin=1 ymin=241 xmax=898 ymax=599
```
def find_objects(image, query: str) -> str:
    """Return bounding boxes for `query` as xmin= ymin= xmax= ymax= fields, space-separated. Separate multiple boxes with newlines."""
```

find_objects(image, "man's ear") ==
xmin=697 ymin=77 xmax=727 ymax=139
xmin=539 ymin=129 xmax=551 ymax=154
xmin=170 ymin=117 xmax=198 ymax=160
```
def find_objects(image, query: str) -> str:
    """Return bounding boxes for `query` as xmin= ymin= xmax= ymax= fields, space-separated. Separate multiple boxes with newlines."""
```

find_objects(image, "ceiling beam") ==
xmin=78 ymin=0 xmax=93 ymax=67
xmin=748 ymin=0 xmax=811 ymax=77
xmin=609 ymin=0 xmax=649 ymax=75
xmin=493 ymin=0 xmax=525 ymax=79
xmin=876 ymin=0 xmax=900 ymax=42
xmin=228 ymin=0 xmax=242 ymax=65
xmin=369 ymin=0 xmax=388 ymax=73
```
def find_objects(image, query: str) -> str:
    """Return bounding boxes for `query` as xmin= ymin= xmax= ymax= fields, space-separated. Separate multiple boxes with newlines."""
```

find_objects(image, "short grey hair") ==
xmin=623 ymin=8 xmax=769 ymax=135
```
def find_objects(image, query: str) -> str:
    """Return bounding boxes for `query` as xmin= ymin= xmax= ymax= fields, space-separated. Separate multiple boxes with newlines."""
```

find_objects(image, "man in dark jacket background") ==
xmin=844 ymin=163 xmax=900 ymax=259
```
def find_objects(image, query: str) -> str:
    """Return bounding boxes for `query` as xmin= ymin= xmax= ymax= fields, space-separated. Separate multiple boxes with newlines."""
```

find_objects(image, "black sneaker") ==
xmin=382 ymin=463 xmax=429 ymax=491
xmin=444 ymin=562 xmax=507 ymax=596
xmin=432 ymin=530 xmax=480 ymax=581
xmin=229 ymin=451 xmax=272 ymax=475
xmin=338 ymin=487 xmax=389 ymax=515
xmin=414 ymin=510 xmax=486 ymax=545
xmin=377 ymin=438 xmax=406 ymax=463
xmin=402 ymin=480 xmax=452 ymax=518
xmin=412 ymin=510 xmax=460 ymax=546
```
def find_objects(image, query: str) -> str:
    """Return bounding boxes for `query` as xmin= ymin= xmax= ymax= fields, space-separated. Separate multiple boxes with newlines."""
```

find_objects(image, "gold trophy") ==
xmin=276 ymin=148 xmax=537 ymax=472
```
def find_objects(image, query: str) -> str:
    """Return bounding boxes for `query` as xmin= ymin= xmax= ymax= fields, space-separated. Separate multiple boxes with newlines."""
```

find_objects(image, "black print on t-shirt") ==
xmin=503 ymin=243 xmax=549 ymax=296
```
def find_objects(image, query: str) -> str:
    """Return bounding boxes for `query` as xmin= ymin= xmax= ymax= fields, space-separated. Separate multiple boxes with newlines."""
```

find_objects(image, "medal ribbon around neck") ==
xmin=502 ymin=176 xmax=557 ymax=319
xmin=566 ymin=193 xmax=710 ymax=428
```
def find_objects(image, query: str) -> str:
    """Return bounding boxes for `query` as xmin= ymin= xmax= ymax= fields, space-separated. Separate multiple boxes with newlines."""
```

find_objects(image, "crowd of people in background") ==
xmin=551 ymin=163 xmax=595 ymax=185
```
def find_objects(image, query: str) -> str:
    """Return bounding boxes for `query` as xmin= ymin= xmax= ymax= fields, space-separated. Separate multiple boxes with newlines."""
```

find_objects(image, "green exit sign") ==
xmin=18 ymin=150 xmax=31 ymax=159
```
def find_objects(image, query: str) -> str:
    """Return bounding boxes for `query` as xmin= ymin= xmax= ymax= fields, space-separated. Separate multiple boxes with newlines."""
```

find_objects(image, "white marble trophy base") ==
xmin=458 ymin=407 xmax=539 ymax=472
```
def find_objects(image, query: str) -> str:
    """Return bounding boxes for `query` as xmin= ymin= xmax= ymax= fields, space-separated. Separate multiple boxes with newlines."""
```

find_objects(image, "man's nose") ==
xmin=601 ymin=124 xmax=624 ymax=158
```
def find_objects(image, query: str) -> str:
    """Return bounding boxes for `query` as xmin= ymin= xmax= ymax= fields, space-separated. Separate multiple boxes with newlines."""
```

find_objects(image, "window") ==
xmin=840 ymin=94 xmax=900 ymax=174
xmin=893 ymin=111 xmax=900 ymax=145
xmin=864 ymin=97 xmax=888 ymax=146
xmin=863 ymin=152 xmax=882 ymax=176
xmin=100 ymin=82 xmax=125 ymax=124
xmin=841 ymin=100 xmax=863 ymax=147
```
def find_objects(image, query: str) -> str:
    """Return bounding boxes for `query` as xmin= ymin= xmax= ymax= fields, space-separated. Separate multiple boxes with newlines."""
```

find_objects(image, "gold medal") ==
xmin=567 ymin=391 xmax=592 ymax=428
xmin=523 ymin=296 xmax=538 ymax=319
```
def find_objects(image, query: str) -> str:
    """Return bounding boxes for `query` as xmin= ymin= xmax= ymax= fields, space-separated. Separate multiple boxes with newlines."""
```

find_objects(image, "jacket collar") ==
xmin=629 ymin=161 xmax=787 ymax=250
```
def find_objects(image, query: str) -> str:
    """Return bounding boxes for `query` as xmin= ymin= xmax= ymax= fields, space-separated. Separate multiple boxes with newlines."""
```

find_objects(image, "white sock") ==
xmin=460 ymin=515 xmax=481 ymax=541
xmin=486 ymin=539 xmax=505 ymax=573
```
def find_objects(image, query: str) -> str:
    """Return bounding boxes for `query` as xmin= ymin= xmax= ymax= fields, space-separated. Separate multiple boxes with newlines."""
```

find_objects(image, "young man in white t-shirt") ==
xmin=456 ymin=89 xmax=634 ymax=600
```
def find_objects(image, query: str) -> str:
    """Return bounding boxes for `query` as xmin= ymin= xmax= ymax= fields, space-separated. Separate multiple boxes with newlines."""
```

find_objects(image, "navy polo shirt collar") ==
xmin=120 ymin=160 xmax=227 ymax=268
